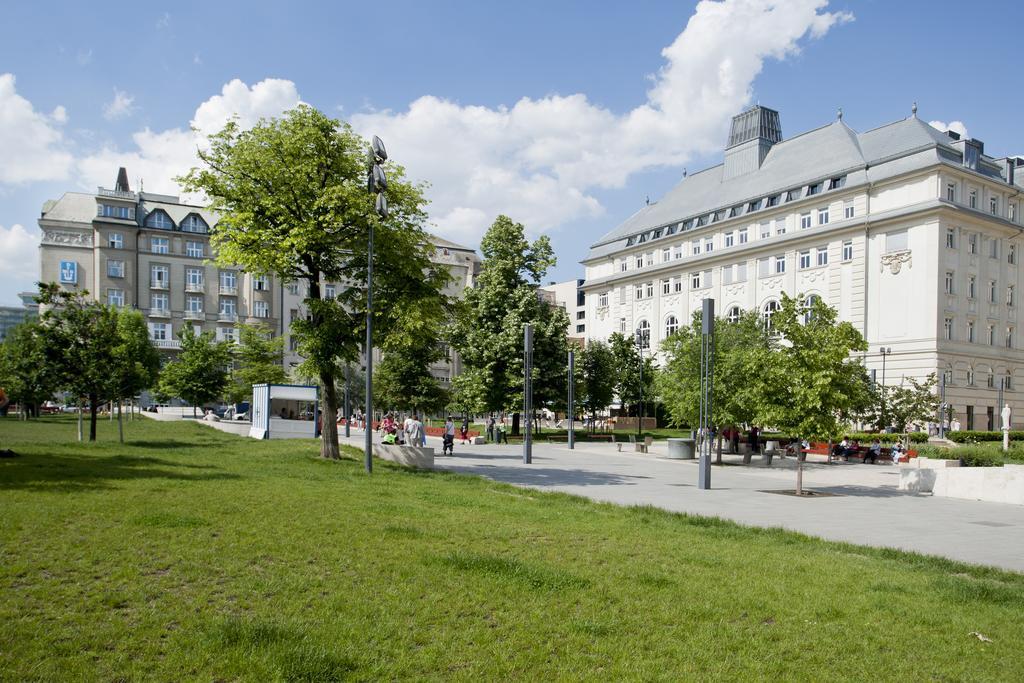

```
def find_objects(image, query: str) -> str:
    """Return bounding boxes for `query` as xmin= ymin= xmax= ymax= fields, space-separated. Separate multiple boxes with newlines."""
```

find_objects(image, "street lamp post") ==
xmin=635 ymin=327 xmax=649 ymax=438
xmin=879 ymin=347 xmax=892 ymax=430
xmin=365 ymin=135 xmax=389 ymax=473
xmin=568 ymin=349 xmax=575 ymax=450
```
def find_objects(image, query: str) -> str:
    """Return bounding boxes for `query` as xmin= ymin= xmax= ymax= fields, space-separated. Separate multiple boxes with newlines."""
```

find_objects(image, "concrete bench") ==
xmin=373 ymin=444 xmax=434 ymax=469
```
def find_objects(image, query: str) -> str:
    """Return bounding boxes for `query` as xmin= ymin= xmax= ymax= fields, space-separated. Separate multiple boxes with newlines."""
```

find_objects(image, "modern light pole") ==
xmin=938 ymin=371 xmax=947 ymax=439
xmin=879 ymin=346 xmax=892 ymax=430
xmin=697 ymin=298 xmax=714 ymax=490
xmin=635 ymin=327 xmax=649 ymax=438
xmin=523 ymin=324 xmax=534 ymax=464
xmin=567 ymin=348 xmax=575 ymax=450
xmin=344 ymin=364 xmax=350 ymax=439
xmin=365 ymin=135 xmax=389 ymax=473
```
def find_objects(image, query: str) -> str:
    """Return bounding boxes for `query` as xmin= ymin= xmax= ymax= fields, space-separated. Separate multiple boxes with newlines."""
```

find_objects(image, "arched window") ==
xmin=665 ymin=315 xmax=679 ymax=338
xmin=762 ymin=300 xmax=780 ymax=330
xmin=803 ymin=294 xmax=820 ymax=324
xmin=635 ymin=320 xmax=651 ymax=349
xmin=145 ymin=210 xmax=173 ymax=229
xmin=726 ymin=305 xmax=741 ymax=323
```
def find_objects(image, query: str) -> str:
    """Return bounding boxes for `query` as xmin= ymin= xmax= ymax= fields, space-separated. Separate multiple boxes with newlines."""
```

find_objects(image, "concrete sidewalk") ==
xmin=339 ymin=430 xmax=1024 ymax=573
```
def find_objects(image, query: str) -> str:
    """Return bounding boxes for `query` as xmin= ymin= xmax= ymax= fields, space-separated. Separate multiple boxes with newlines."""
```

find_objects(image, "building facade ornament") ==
xmin=42 ymin=229 xmax=93 ymax=247
xmin=880 ymin=249 xmax=913 ymax=274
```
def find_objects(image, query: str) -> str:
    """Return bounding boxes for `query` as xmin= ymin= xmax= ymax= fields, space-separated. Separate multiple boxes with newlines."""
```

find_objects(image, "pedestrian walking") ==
xmin=405 ymin=413 xmax=424 ymax=448
xmin=460 ymin=415 xmax=470 ymax=444
xmin=486 ymin=415 xmax=495 ymax=442
xmin=443 ymin=416 xmax=455 ymax=455
xmin=748 ymin=426 xmax=760 ymax=454
xmin=498 ymin=417 xmax=509 ymax=444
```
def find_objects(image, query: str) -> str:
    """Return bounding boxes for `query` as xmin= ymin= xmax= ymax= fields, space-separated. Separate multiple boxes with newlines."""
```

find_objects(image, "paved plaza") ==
xmin=341 ymin=430 xmax=1024 ymax=573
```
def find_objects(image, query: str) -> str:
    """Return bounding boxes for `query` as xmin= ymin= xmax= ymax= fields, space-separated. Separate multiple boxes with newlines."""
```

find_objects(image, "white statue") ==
xmin=1001 ymin=403 xmax=1011 ymax=452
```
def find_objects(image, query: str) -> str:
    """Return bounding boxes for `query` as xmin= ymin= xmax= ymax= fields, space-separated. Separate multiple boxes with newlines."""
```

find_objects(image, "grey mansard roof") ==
xmin=586 ymin=116 xmax=1006 ymax=261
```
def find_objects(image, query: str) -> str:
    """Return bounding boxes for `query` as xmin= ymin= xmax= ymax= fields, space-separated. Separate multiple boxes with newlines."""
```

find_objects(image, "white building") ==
xmin=582 ymin=105 xmax=1024 ymax=430
xmin=540 ymin=278 xmax=587 ymax=342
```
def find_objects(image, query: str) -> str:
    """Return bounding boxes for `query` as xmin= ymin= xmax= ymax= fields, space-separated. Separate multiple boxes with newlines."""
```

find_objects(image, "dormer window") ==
xmin=638 ymin=233 xmax=647 ymax=243
xmin=766 ymin=195 xmax=780 ymax=207
xmin=666 ymin=224 xmax=677 ymax=235
xmin=653 ymin=228 xmax=663 ymax=239
xmin=748 ymin=199 xmax=762 ymax=213
xmin=145 ymin=210 xmax=173 ymax=229
xmin=785 ymin=189 xmax=798 ymax=202
xmin=807 ymin=182 xmax=822 ymax=197
xmin=728 ymin=205 xmax=743 ymax=218
xmin=182 ymin=214 xmax=208 ymax=233
xmin=828 ymin=176 xmax=846 ymax=190
xmin=626 ymin=236 xmax=636 ymax=246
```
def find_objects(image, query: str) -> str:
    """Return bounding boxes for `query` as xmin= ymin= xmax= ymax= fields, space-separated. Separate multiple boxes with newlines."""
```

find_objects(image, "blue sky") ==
xmin=1 ymin=0 xmax=1022 ymax=305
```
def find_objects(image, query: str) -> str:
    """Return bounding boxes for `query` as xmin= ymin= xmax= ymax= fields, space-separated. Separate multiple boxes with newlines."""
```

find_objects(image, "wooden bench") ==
xmin=803 ymin=442 xmax=916 ymax=464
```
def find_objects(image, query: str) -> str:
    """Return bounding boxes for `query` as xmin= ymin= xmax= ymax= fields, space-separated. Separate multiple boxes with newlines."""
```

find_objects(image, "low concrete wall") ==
xmin=900 ymin=457 xmax=1024 ymax=505
xmin=373 ymin=444 xmax=435 ymax=469
xmin=193 ymin=419 xmax=251 ymax=437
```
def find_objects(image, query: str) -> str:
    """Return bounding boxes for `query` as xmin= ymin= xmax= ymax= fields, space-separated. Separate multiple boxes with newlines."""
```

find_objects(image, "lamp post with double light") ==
xmin=364 ymin=135 xmax=388 ymax=473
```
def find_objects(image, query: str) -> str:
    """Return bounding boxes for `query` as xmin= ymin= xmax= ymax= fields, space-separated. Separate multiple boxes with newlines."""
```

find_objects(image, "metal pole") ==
xmin=344 ymin=365 xmax=350 ymax=438
xmin=637 ymin=341 xmax=643 ymax=438
xmin=939 ymin=371 xmax=947 ymax=439
xmin=698 ymin=298 xmax=714 ymax=490
xmin=523 ymin=324 xmax=533 ymax=464
xmin=998 ymin=376 xmax=1004 ymax=426
xmin=364 ymin=222 xmax=374 ymax=473
xmin=568 ymin=349 xmax=575 ymax=450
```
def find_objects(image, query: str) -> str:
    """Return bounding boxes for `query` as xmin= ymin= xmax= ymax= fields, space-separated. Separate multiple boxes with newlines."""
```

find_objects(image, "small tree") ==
xmin=0 ymin=320 xmax=54 ymax=419
xmin=448 ymin=371 xmax=486 ymax=419
xmin=110 ymin=309 xmax=161 ymax=442
xmin=608 ymin=332 xmax=656 ymax=421
xmin=577 ymin=340 xmax=616 ymax=431
xmin=374 ymin=313 xmax=448 ymax=416
xmin=863 ymin=373 xmax=940 ymax=437
xmin=156 ymin=327 xmax=232 ymax=416
xmin=226 ymin=323 xmax=288 ymax=405
xmin=36 ymin=284 xmax=121 ymax=441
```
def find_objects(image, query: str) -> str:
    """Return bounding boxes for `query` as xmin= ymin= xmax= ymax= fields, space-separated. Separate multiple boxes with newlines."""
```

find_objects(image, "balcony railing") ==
xmin=98 ymin=187 xmax=137 ymax=200
xmin=219 ymin=285 xmax=238 ymax=295
xmin=185 ymin=282 xmax=204 ymax=293
xmin=151 ymin=339 xmax=181 ymax=349
xmin=148 ymin=308 xmax=171 ymax=319
xmin=150 ymin=279 xmax=169 ymax=290
xmin=183 ymin=310 xmax=204 ymax=321
xmin=218 ymin=312 xmax=238 ymax=323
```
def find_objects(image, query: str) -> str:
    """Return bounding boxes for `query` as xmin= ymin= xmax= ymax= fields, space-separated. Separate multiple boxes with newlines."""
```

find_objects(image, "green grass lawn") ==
xmin=2 ymin=416 xmax=1023 ymax=680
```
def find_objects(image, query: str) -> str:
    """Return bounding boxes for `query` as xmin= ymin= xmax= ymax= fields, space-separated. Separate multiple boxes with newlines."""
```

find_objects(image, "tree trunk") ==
xmin=88 ymin=393 xmax=98 ymax=442
xmin=320 ymin=372 xmax=340 ymax=459
xmin=77 ymin=398 xmax=83 ymax=442
xmin=715 ymin=433 xmax=723 ymax=465
xmin=118 ymin=400 xmax=124 ymax=444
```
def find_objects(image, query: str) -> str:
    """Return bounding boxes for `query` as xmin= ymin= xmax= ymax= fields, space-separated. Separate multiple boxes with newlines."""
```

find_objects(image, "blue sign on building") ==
xmin=59 ymin=261 xmax=78 ymax=284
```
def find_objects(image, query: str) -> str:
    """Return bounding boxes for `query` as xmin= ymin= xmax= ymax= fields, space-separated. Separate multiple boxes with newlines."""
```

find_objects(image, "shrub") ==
xmin=947 ymin=430 xmax=1024 ymax=443
xmin=955 ymin=446 xmax=1004 ymax=467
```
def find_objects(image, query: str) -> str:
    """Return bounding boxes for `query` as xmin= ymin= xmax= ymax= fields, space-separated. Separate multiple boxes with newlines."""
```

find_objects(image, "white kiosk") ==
xmin=249 ymin=383 xmax=320 ymax=440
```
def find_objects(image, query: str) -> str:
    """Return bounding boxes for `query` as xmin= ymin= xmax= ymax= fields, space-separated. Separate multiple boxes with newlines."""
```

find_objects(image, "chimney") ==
xmin=115 ymin=167 xmax=130 ymax=193
xmin=722 ymin=106 xmax=782 ymax=180
xmin=1005 ymin=158 xmax=1016 ymax=186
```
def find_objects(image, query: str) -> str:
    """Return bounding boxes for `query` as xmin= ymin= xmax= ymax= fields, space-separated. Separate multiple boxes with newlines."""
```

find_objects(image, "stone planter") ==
xmin=667 ymin=438 xmax=695 ymax=460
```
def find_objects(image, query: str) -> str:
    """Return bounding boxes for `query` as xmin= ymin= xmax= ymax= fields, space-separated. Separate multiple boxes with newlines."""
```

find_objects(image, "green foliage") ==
xmin=111 ymin=308 xmax=161 ymax=402
xmin=947 ymin=430 xmax=1024 ymax=443
xmin=608 ymin=332 xmax=656 ymax=415
xmin=448 ymin=371 xmax=486 ymax=416
xmin=156 ymin=327 xmax=232 ymax=413
xmin=658 ymin=308 xmax=769 ymax=431
xmin=955 ymin=446 xmax=1005 ymax=467
xmin=0 ymin=320 xmax=55 ymax=416
xmin=576 ymin=340 xmax=616 ymax=425
xmin=760 ymin=293 xmax=870 ymax=442
xmin=862 ymin=374 xmax=940 ymax=433
xmin=226 ymin=323 xmax=287 ymax=405
xmin=179 ymin=104 xmax=449 ymax=457
xmin=36 ymin=283 xmax=123 ymax=440
xmin=452 ymin=215 xmax=569 ymax=413
xmin=374 ymin=313 xmax=448 ymax=416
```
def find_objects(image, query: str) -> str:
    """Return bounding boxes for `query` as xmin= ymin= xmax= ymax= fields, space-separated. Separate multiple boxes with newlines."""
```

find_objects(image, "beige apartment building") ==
xmin=38 ymin=168 xmax=480 ymax=387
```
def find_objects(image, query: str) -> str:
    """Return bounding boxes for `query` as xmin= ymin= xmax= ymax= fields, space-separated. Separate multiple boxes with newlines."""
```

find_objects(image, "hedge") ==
xmin=946 ymin=430 xmax=1024 ymax=443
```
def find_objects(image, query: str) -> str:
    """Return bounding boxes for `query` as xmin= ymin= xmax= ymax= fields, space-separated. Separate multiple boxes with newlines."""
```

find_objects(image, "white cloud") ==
xmin=351 ymin=0 xmax=853 ymax=244
xmin=103 ymin=89 xmax=136 ymax=121
xmin=76 ymin=48 xmax=93 ymax=66
xmin=76 ymin=78 xmax=301 ymax=196
xmin=929 ymin=119 xmax=969 ymax=140
xmin=0 ymin=73 xmax=73 ymax=184
xmin=0 ymin=223 xmax=41 ymax=294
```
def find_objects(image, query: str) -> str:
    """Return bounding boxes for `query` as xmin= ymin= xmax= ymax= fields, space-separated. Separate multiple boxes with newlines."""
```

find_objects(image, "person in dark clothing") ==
xmin=748 ymin=426 xmax=760 ymax=454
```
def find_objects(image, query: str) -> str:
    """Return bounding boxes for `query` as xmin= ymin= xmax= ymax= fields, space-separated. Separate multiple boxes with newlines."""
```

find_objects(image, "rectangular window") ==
xmin=738 ymin=228 xmax=748 ymax=244
xmin=807 ymin=182 xmax=822 ymax=196
xmin=692 ymin=241 xmax=701 ymax=256
xmin=619 ymin=259 xmax=628 ymax=273
xmin=704 ymin=238 xmax=714 ymax=253
xmin=946 ymin=182 xmax=956 ymax=202
xmin=969 ymin=190 xmax=977 ymax=209
xmin=575 ymin=324 xmax=585 ymax=334
xmin=724 ymin=232 xmax=734 ymax=248
xmin=968 ymin=276 xmax=976 ymax=299
xmin=1008 ymin=327 xmax=1014 ymax=348
xmin=775 ymin=219 xmax=786 ymax=236
xmin=151 ymin=237 xmax=169 ymax=254
xmin=151 ymin=292 xmax=168 ymax=311
xmin=944 ymin=318 xmax=953 ymax=341
xmin=760 ymin=222 xmax=771 ymax=239
xmin=645 ymin=282 xmax=654 ymax=299
xmin=618 ymin=287 xmax=627 ymax=305
xmin=800 ymin=213 xmax=812 ymax=229
xmin=990 ymin=238 xmax=1000 ymax=259
xmin=186 ymin=267 xmax=203 ymax=288
xmin=219 ymin=298 xmax=237 ymax=316
xmin=576 ymin=310 xmax=585 ymax=320
xmin=645 ymin=252 xmax=654 ymax=267
xmin=1011 ymin=203 xmax=1018 ymax=223
xmin=816 ymin=247 xmax=828 ymax=266
xmin=151 ymin=264 xmax=168 ymax=287
xmin=990 ymin=280 xmax=998 ymax=303
xmin=774 ymin=255 xmax=786 ymax=274
xmin=100 ymin=204 xmax=132 ymax=219
xmin=673 ymin=245 xmax=683 ymax=260
xmin=968 ymin=233 xmax=978 ymax=254
xmin=1010 ymin=244 xmax=1017 ymax=265
xmin=989 ymin=325 xmax=996 ymax=345
xmin=107 ymin=259 xmax=124 ymax=278
xmin=690 ymin=272 xmax=701 ymax=289
xmin=254 ymin=300 xmax=270 ymax=318
xmin=944 ymin=271 xmax=955 ymax=295
xmin=946 ymin=228 xmax=956 ymax=249
xmin=185 ymin=240 xmax=204 ymax=258
xmin=635 ymin=286 xmax=643 ymax=301
xmin=758 ymin=258 xmax=770 ymax=278
xmin=1008 ymin=285 xmax=1014 ymax=307
xmin=219 ymin=271 xmax=237 ymax=289
xmin=673 ymin=277 xmax=682 ymax=293
xmin=967 ymin=321 xmax=975 ymax=343
xmin=107 ymin=289 xmax=124 ymax=307
xmin=599 ymin=292 xmax=609 ymax=307
xmin=149 ymin=322 xmax=168 ymax=341
xmin=662 ymin=248 xmax=671 ymax=262
xmin=990 ymin=196 xmax=999 ymax=215
xmin=799 ymin=250 xmax=811 ymax=269
xmin=218 ymin=327 xmax=238 ymax=343
xmin=619 ymin=318 xmax=627 ymax=333
xmin=844 ymin=201 xmax=854 ymax=219
xmin=186 ymin=295 xmax=203 ymax=313
xmin=842 ymin=240 xmax=853 ymax=262
xmin=635 ymin=255 xmax=644 ymax=269
xmin=818 ymin=207 xmax=829 ymax=225
xmin=661 ymin=279 xmax=670 ymax=295
xmin=324 ymin=284 xmax=336 ymax=300
xmin=108 ymin=232 xmax=123 ymax=249
xmin=735 ymin=261 xmax=747 ymax=283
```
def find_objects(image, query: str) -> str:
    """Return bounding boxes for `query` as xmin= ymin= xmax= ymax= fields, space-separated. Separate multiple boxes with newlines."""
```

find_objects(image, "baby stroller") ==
xmin=442 ymin=432 xmax=455 ymax=456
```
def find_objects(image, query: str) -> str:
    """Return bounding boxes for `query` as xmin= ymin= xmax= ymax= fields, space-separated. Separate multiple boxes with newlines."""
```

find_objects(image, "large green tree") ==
xmin=452 ymin=215 xmax=570 ymax=421
xmin=658 ymin=308 xmax=771 ymax=462
xmin=180 ymin=105 xmax=449 ymax=459
xmin=110 ymin=309 xmax=161 ymax=442
xmin=156 ymin=327 xmax=232 ymax=416
xmin=608 ymin=332 xmax=656 ymax=420
xmin=226 ymin=323 xmax=288 ymax=405
xmin=36 ymin=284 xmax=121 ymax=441
xmin=374 ymin=313 xmax=448 ymax=416
xmin=577 ymin=340 xmax=616 ymax=431
xmin=0 ymin=320 xmax=54 ymax=419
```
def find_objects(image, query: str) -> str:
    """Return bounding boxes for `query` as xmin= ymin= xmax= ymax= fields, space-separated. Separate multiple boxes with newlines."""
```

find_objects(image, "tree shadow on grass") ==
xmin=0 ymin=451 xmax=242 ymax=492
